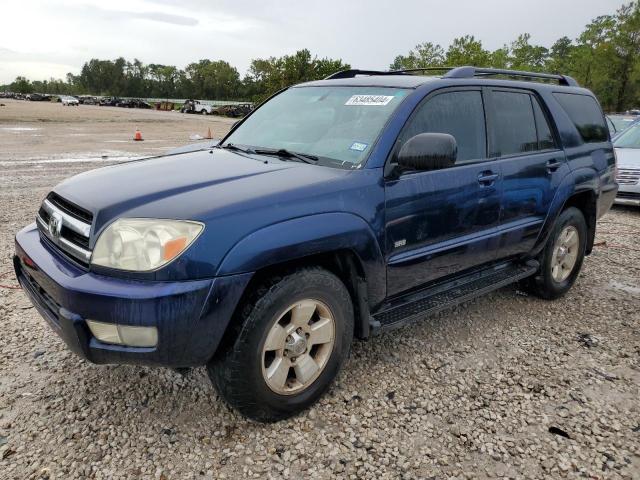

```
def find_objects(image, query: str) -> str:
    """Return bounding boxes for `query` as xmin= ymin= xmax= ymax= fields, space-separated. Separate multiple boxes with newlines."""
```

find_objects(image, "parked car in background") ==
xmin=60 ymin=95 xmax=79 ymax=106
xmin=607 ymin=114 xmax=637 ymax=137
xmin=99 ymin=96 xmax=121 ymax=107
xmin=613 ymin=121 xmax=640 ymax=206
xmin=26 ymin=93 xmax=51 ymax=101
xmin=212 ymin=103 xmax=253 ymax=117
xmin=181 ymin=99 xmax=213 ymax=115
xmin=14 ymin=66 xmax=616 ymax=422
xmin=131 ymin=99 xmax=152 ymax=109
xmin=78 ymin=95 xmax=100 ymax=105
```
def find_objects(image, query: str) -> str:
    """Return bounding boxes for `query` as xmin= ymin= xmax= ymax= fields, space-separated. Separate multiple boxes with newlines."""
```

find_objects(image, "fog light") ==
xmin=86 ymin=320 xmax=158 ymax=348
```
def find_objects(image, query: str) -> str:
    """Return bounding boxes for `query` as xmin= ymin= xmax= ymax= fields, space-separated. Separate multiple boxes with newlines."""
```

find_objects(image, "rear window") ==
xmin=553 ymin=93 xmax=608 ymax=143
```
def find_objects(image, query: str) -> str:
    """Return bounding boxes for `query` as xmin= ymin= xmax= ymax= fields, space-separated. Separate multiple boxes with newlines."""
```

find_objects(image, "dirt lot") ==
xmin=0 ymin=100 xmax=639 ymax=479
xmin=0 ymin=99 xmax=234 ymax=161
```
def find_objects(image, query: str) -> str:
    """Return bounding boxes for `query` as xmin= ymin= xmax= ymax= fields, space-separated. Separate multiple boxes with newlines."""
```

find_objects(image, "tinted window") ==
xmin=401 ymin=91 xmax=486 ymax=163
xmin=532 ymin=97 xmax=556 ymax=150
xmin=553 ymin=93 xmax=608 ymax=143
xmin=492 ymin=91 xmax=538 ymax=156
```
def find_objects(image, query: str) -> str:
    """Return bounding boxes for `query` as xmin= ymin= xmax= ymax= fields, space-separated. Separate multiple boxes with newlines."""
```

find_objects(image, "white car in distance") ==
xmin=614 ymin=121 xmax=640 ymax=206
xmin=60 ymin=96 xmax=80 ymax=106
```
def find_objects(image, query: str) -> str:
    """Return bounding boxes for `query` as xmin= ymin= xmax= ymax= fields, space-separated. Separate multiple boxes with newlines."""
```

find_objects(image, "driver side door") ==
xmin=384 ymin=88 xmax=502 ymax=297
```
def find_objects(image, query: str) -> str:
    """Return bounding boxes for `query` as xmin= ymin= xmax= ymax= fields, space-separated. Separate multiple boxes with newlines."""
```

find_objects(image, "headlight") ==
xmin=92 ymin=219 xmax=203 ymax=271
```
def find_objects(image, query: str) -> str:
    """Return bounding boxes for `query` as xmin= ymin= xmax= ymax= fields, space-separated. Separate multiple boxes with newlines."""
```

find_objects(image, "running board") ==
xmin=371 ymin=260 xmax=538 ymax=333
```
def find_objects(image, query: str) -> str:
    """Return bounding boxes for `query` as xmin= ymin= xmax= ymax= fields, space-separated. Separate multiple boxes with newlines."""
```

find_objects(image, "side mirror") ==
xmin=397 ymin=133 xmax=457 ymax=171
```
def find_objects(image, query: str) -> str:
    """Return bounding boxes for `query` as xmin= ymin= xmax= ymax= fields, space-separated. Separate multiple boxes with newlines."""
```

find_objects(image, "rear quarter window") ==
xmin=553 ymin=93 xmax=608 ymax=143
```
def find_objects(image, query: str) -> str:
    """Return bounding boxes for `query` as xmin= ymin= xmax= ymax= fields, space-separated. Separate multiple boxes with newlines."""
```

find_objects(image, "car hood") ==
xmin=615 ymin=147 xmax=640 ymax=169
xmin=53 ymin=148 xmax=353 ymax=234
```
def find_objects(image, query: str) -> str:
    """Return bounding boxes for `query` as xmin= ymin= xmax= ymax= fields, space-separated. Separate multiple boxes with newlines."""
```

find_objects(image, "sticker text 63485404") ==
xmin=345 ymin=95 xmax=395 ymax=106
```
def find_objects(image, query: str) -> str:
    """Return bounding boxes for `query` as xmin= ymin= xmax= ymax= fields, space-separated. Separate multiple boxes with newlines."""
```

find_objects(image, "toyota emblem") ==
xmin=49 ymin=212 xmax=63 ymax=239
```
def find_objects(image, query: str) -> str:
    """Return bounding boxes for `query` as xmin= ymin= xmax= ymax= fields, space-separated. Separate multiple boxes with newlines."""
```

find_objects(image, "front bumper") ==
xmin=14 ymin=224 xmax=252 ymax=367
xmin=614 ymin=184 xmax=640 ymax=206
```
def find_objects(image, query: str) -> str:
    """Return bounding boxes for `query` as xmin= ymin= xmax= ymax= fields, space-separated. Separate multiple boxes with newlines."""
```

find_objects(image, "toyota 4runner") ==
xmin=14 ymin=66 xmax=617 ymax=422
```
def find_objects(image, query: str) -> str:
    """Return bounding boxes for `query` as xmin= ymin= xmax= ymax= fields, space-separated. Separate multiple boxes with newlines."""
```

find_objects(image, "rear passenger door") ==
xmin=384 ymin=88 xmax=502 ymax=296
xmin=486 ymin=88 xmax=568 ymax=259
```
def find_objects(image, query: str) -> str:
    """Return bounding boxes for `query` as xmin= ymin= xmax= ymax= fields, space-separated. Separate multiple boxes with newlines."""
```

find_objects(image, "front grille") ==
xmin=47 ymin=192 xmax=93 ymax=223
xmin=616 ymin=168 xmax=640 ymax=186
xmin=36 ymin=193 xmax=93 ymax=266
xmin=617 ymin=191 xmax=640 ymax=200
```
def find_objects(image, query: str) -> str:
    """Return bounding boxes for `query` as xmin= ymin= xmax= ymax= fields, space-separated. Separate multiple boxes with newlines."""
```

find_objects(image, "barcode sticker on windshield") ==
xmin=345 ymin=95 xmax=395 ymax=106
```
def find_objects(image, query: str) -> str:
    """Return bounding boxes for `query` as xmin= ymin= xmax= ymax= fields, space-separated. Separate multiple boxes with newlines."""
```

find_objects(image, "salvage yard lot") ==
xmin=0 ymin=100 xmax=639 ymax=479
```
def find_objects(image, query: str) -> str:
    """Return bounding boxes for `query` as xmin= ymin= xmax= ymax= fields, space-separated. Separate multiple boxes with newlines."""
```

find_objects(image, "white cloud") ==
xmin=0 ymin=0 xmax=629 ymax=84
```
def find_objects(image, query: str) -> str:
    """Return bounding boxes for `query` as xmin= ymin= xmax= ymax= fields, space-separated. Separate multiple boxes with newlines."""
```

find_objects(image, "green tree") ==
xmin=389 ymin=42 xmax=445 ymax=70
xmin=509 ymin=34 xmax=549 ymax=71
xmin=445 ymin=36 xmax=490 ymax=66
xmin=611 ymin=2 xmax=640 ymax=110
xmin=10 ymin=76 xmax=32 ymax=94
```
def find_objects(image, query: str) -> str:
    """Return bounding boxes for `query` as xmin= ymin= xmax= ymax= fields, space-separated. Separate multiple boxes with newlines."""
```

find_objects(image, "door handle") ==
xmin=477 ymin=171 xmax=499 ymax=186
xmin=546 ymin=159 xmax=562 ymax=172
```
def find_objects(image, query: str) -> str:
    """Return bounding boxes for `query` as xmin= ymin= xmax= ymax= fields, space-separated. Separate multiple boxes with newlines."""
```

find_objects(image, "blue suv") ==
xmin=14 ymin=67 xmax=617 ymax=422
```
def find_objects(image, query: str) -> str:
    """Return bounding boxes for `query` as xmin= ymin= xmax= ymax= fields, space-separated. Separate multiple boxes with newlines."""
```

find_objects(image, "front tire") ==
xmin=526 ymin=207 xmax=587 ymax=299
xmin=208 ymin=268 xmax=353 ymax=422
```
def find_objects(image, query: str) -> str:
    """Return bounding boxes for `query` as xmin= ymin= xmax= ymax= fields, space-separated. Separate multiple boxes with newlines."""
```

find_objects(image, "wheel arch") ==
xmin=215 ymin=213 xmax=386 ymax=346
xmin=532 ymin=169 xmax=599 ymax=257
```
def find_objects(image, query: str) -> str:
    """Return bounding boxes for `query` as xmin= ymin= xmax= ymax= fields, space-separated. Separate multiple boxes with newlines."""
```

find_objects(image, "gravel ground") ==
xmin=1 ymin=102 xmax=639 ymax=479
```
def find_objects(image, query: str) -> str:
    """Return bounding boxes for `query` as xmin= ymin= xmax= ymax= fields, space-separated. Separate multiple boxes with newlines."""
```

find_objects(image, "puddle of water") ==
xmin=104 ymin=139 xmax=165 ymax=143
xmin=0 ymin=156 xmax=144 ymax=166
xmin=608 ymin=280 xmax=640 ymax=296
xmin=1 ymin=127 xmax=41 ymax=132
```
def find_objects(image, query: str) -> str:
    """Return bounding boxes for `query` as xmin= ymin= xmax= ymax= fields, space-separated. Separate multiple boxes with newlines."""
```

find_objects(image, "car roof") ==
xmin=297 ymin=74 xmax=591 ymax=96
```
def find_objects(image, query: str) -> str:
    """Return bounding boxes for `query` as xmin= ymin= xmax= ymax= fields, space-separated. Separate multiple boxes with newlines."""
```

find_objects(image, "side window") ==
xmin=553 ymin=92 xmax=608 ymax=143
xmin=400 ymin=90 xmax=486 ymax=163
xmin=531 ymin=96 xmax=556 ymax=150
xmin=491 ymin=91 xmax=538 ymax=156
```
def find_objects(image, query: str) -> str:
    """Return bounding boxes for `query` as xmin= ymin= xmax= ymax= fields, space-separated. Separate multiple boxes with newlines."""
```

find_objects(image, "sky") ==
xmin=0 ymin=0 xmax=629 ymax=84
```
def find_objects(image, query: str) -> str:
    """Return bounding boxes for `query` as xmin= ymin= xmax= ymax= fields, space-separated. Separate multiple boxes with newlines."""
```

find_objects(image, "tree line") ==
xmin=2 ymin=2 xmax=638 ymax=111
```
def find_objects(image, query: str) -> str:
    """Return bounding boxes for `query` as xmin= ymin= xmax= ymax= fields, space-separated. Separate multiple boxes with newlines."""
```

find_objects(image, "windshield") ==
xmin=614 ymin=122 xmax=640 ymax=149
xmin=222 ymin=86 xmax=409 ymax=168
xmin=609 ymin=115 xmax=636 ymax=132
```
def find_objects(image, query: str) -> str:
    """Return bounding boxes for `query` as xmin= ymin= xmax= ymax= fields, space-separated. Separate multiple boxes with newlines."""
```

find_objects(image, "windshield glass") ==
xmin=609 ymin=115 xmax=636 ymax=132
xmin=223 ymin=86 xmax=409 ymax=168
xmin=614 ymin=122 xmax=640 ymax=148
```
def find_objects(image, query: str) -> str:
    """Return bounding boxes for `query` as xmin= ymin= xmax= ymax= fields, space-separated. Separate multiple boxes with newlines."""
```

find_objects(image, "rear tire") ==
xmin=525 ymin=207 xmax=587 ymax=299
xmin=208 ymin=268 xmax=353 ymax=422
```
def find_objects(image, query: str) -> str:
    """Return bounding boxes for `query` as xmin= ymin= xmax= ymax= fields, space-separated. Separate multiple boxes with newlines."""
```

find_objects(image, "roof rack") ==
xmin=325 ymin=66 xmax=579 ymax=87
xmin=325 ymin=67 xmax=454 ymax=79
xmin=325 ymin=69 xmax=406 ymax=79
xmin=443 ymin=66 xmax=579 ymax=87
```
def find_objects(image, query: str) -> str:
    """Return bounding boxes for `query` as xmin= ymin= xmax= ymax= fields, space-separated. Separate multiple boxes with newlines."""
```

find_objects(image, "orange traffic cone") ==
xmin=205 ymin=127 xmax=213 ymax=140
xmin=133 ymin=129 xmax=143 ymax=141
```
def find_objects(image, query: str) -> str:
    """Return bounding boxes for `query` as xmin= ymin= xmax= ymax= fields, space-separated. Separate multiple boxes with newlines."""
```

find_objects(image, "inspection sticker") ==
xmin=345 ymin=95 xmax=395 ymax=106
xmin=349 ymin=142 xmax=368 ymax=152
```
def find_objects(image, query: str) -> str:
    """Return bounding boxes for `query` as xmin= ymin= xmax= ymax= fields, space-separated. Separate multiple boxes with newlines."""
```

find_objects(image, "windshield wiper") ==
xmin=220 ymin=143 xmax=255 ymax=154
xmin=253 ymin=148 xmax=318 ymax=164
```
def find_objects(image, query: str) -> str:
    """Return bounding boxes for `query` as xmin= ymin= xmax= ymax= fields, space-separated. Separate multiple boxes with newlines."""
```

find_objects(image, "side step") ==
xmin=371 ymin=260 xmax=538 ymax=333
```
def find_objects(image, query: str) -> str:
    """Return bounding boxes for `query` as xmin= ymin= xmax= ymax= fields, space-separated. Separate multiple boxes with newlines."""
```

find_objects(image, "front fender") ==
xmin=216 ymin=213 xmax=386 ymax=306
